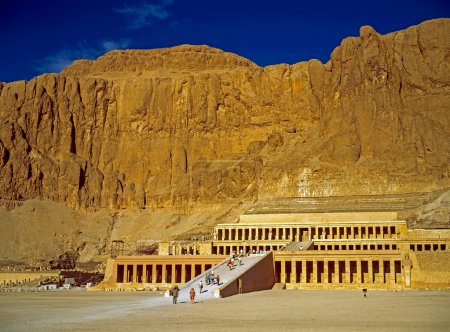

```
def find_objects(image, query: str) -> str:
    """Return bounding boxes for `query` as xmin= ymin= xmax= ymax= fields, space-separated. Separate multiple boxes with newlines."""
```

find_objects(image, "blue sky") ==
xmin=1 ymin=0 xmax=449 ymax=82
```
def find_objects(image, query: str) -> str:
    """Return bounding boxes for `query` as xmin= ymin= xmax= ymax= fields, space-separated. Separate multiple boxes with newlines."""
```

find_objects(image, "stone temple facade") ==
xmin=98 ymin=194 xmax=450 ymax=294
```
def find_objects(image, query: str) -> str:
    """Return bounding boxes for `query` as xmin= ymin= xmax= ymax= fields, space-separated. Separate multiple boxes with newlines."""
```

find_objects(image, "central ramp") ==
xmin=175 ymin=251 xmax=274 ymax=302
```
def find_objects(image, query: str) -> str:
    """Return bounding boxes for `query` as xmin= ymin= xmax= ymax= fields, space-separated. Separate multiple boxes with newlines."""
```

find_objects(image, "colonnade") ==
xmin=275 ymin=257 xmax=402 ymax=285
xmin=312 ymin=242 xmax=398 ymax=251
xmin=215 ymin=224 xmax=399 ymax=242
xmin=409 ymin=242 xmax=448 ymax=252
xmin=115 ymin=260 xmax=219 ymax=284
xmin=116 ymin=263 xmax=206 ymax=284
xmin=212 ymin=244 xmax=282 ymax=255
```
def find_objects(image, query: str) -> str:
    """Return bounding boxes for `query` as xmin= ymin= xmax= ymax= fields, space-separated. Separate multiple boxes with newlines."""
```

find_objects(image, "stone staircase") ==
xmin=172 ymin=252 xmax=270 ymax=302
xmin=283 ymin=241 xmax=313 ymax=251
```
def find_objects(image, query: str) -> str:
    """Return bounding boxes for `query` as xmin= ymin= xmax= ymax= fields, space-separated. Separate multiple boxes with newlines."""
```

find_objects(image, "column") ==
xmin=280 ymin=260 xmax=286 ymax=283
xmin=312 ymin=259 xmax=317 ymax=283
xmin=368 ymin=259 xmax=373 ymax=284
xmin=315 ymin=226 xmax=319 ymax=239
xmin=143 ymin=265 xmax=147 ymax=283
xmin=324 ymin=260 xmax=329 ymax=284
xmin=276 ymin=228 xmax=280 ymax=240
xmin=261 ymin=228 xmax=266 ymax=240
xmin=181 ymin=264 xmax=186 ymax=283
xmin=334 ymin=260 xmax=340 ymax=283
xmin=201 ymin=264 xmax=206 ymax=273
xmin=308 ymin=226 xmax=312 ymax=240
xmin=122 ymin=265 xmax=127 ymax=283
xmin=345 ymin=260 xmax=351 ymax=283
xmin=290 ymin=227 xmax=293 ymax=241
xmin=190 ymin=264 xmax=196 ymax=280
xmin=152 ymin=265 xmax=157 ymax=283
xmin=343 ymin=226 xmax=347 ymax=239
xmin=234 ymin=227 xmax=238 ymax=241
xmin=380 ymin=226 xmax=384 ymax=239
xmin=295 ymin=228 xmax=300 ymax=242
xmin=291 ymin=259 xmax=297 ymax=283
xmin=171 ymin=264 xmax=176 ymax=284
xmin=379 ymin=260 xmax=384 ymax=284
xmin=301 ymin=260 xmax=307 ymax=283
xmin=390 ymin=260 xmax=396 ymax=284
xmin=356 ymin=259 xmax=362 ymax=283
xmin=255 ymin=227 xmax=259 ymax=240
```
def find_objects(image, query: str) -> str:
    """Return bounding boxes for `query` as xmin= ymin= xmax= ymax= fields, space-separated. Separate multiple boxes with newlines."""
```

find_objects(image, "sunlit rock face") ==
xmin=1 ymin=19 xmax=449 ymax=211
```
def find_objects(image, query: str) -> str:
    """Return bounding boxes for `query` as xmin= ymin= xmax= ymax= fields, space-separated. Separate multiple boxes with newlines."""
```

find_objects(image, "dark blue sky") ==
xmin=1 ymin=0 xmax=449 ymax=82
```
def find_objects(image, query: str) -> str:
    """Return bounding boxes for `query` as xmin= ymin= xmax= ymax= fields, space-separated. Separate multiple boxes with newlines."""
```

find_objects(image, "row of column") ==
xmin=116 ymin=263 xmax=210 ymax=284
xmin=213 ymin=244 xmax=279 ymax=255
xmin=314 ymin=243 xmax=398 ymax=251
xmin=215 ymin=225 xmax=398 ymax=242
xmin=410 ymin=243 xmax=447 ymax=252
xmin=278 ymin=258 xmax=401 ymax=285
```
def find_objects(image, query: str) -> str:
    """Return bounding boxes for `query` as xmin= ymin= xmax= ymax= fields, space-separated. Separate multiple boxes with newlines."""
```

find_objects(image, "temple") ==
xmin=97 ymin=193 xmax=450 ymax=296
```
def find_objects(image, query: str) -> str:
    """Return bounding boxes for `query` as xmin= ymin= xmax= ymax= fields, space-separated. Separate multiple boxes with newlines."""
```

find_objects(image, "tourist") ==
xmin=198 ymin=280 xmax=203 ymax=293
xmin=238 ymin=257 xmax=242 ymax=266
xmin=171 ymin=285 xmax=179 ymax=304
xmin=190 ymin=287 xmax=196 ymax=304
xmin=216 ymin=274 xmax=220 ymax=285
xmin=205 ymin=273 xmax=210 ymax=285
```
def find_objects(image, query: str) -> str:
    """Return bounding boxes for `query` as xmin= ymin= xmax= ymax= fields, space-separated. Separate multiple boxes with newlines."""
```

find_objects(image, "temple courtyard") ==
xmin=1 ymin=289 xmax=449 ymax=331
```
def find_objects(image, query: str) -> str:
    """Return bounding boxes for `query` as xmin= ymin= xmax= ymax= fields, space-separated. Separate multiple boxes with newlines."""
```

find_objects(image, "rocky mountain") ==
xmin=0 ymin=19 xmax=449 ymax=265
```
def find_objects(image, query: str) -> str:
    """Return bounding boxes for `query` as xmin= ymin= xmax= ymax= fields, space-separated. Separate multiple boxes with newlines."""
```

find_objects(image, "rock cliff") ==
xmin=1 ymin=19 xmax=449 ymax=265
xmin=1 ymin=20 xmax=450 ymax=212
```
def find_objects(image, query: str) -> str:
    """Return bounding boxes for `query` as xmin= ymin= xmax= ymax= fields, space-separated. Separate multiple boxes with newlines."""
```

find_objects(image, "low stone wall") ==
xmin=0 ymin=271 xmax=59 ymax=285
xmin=411 ymin=252 xmax=450 ymax=288
xmin=218 ymin=252 xmax=275 ymax=298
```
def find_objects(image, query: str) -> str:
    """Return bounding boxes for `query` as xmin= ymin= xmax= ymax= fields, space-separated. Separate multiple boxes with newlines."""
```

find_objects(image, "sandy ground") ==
xmin=1 ymin=289 xmax=449 ymax=332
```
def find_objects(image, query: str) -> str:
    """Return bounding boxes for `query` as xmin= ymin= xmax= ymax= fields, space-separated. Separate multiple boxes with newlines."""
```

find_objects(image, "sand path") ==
xmin=1 ymin=289 xmax=449 ymax=331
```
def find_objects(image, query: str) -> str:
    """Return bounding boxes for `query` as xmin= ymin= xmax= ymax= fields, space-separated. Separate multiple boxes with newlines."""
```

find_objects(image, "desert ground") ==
xmin=1 ymin=289 xmax=449 ymax=331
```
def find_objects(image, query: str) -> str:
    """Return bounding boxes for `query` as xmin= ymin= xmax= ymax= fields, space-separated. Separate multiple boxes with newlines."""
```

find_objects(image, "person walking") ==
xmin=190 ymin=287 xmax=196 ymax=304
xmin=198 ymin=280 xmax=203 ymax=293
xmin=171 ymin=285 xmax=179 ymax=304
xmin=216 ymin=274 xmax=220 ymax=285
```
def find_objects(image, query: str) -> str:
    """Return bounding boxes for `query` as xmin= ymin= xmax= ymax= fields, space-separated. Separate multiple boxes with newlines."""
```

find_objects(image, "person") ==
xmin=171 ymin=285 xmax=179 ymax=304
xmin=198 ymin=280 xmax=203 ymax=293
xmin=190 ymin=287 xmax=196 ymax=304
xmin=238 ymin=256 xmax=242 ymax=266
xmin=215 ymin=274 xmax=220 ymax=285
xmin=205 ymin=273 xmax=210 ymax=285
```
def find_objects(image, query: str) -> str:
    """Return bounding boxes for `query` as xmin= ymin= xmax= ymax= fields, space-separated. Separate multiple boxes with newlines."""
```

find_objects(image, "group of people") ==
xmin=227 ymin=250 xmax=244 ymax=270
xmin=170 ymin=270 xmax=221 ymax=305
xmin=204 ymin=271 xmax=220 ymax=285
xmin=171 ymin=285 xmax=197 ymax=304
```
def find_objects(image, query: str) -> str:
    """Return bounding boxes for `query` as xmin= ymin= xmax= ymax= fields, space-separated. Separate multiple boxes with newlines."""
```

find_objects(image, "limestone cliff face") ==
xmin=1 ymin=20 xmax=449 ymax=211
